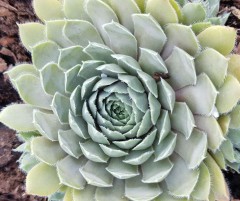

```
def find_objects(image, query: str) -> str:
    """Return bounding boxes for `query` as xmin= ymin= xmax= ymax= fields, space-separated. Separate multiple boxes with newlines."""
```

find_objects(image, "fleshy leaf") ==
xmin=165 ymin=47 xmax=196 ymax=90
xmin=205 ymin=154 xmax=229 ymax=200
xmin=58 ymin=130 xmax=83 ymax=158
xmin=162 ymin=23 xmax=199 ymax=59
xmin=197 ymin=26 xmax=236 ymax=55
xmin=132 ymin=14 xmax=167 ymax=53
xmin=59 ymin=46 xmax=90 ymax=70
xmin=176 ymin=74 xmax=218 ymax=116
xmin=110 ymin=0 xmax=140 ymax=32
xmin=154 ymin=132 xmax=177 ymax=161
xmin=106 ymin=158 xmax=139 ymax=179
xmin=79 ymin=140 xmax=109 ymax=163
xmin=46 ymin=20 xmax=73 ymax=48
xmin=123 ymin=148 xmax=154 ymax=165
xmin=26 ymin=163 xmax=60 ymax=196
xmin=96 ymin=179 xmax=128 ymax=201
xmin=170 ymin=102 xmax=195 ymax=139
xmin=63 ymin=0 xmax=90 ymax=20
xmin=31 ymin=136 xmax=67 ymax=165
xmin=182 ymin=3 xmax=206 ymax=25
xmin=125 ymin=175 xmax=162 ymax=201
xmin=19 ymin=23 xmax=45 ymax=51
xmin=69 ymin=110 xmax=89 ymax=139
xmin=165 ymin=154 xmax=199 ymax=198
xmin=156 ymin=110 xmax=171 ymax=144
xmin=80 ymin=161 xmax=113 ymax=187
xmin=195 ymin=48 xmax=228 ymax=88
xmin=229 ymin=105 xmax=240 ymax=129
xmin=191 ymin=163 xmax=211 ymax=201
xmin=40 ymin=63 xmax=66 ymax=95
xmin=146 ymin=0 xmax=178 ymax=26
xmin=85 ymin=0 xmax=119 ymax=44
xmin=0 ymin=104 xmax=35 ymax=132
xmin=32 ymin=41 xmax=59 ymax=70
xmin=104 ymin=21 xmax=138 ymax=58
xmin=64 ymin=20 xmax=104 ymax=46
xmin=15 ymin=74 xmax=52 ymax=110
xmin=138 ymin=48 xmax=168 ymax=76
xmin=228 ymin=54 xmax=240 ymax=81
xmin=142 ymin=156 xmax=173 ymax=183
xmin=33 ymin=0 xmax=64 ymax=21
xmin=194 ymin=115 xmax=225 ymax=151
xmin=51 ymin=93 xmax=70 ymax=124
xmin=33 ymin=110 xmax=64 ymax=141
xmin=57 ymin=156 xmax=87 ymax=190
xmin=216 ymin=75 xmax=240 ymax=114
xmin=157 ymin=79 xmax=175 ymax=112
xmin=175 ymin=129 xmax=207 ymax=169
xmin=83 ymin=43 xmax=116 ymax=64
xmin=73 ymin=186 xmax=96 ymax=201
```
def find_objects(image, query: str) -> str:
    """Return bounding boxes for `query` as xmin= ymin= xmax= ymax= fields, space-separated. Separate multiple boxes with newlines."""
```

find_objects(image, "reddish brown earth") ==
xmin=0 ymin=0 xmax=239 ymax=200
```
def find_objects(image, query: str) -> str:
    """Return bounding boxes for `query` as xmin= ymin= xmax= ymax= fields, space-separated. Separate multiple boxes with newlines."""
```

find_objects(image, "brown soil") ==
xmin=0 ymin=0 xmax=239 ymax=201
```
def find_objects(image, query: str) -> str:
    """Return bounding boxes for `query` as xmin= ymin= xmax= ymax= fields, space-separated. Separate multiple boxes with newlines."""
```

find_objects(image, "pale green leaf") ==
xmin=0 ymin=104 xmax=35 ymax=132
xmin=26 ymin=163 xmax=60 ymax=196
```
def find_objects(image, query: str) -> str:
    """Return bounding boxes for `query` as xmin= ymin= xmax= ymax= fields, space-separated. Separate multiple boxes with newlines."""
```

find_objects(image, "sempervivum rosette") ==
xmin=0 ymin=0 xmax=240 ymax=201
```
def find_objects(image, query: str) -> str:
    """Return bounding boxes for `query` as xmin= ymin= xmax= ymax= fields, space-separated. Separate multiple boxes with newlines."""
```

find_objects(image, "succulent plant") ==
xmin=0 ymin=0 xmax=240 ymax=200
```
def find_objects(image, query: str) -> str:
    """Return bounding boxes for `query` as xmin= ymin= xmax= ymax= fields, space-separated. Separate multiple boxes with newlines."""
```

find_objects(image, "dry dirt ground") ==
xmin=0 ymin=0 xmax=240 ymax=200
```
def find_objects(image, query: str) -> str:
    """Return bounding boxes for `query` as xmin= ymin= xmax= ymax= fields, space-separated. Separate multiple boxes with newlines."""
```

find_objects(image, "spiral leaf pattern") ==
xmin=0 ymin=0 xmax=240 ymax=201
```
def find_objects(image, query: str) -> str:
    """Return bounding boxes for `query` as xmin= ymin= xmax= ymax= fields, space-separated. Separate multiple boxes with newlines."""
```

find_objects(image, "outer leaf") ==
xmin=64 ymin=20 xmax=104 ymax=46
xmin=195 ymin=48 xmax=228 ymax=88
xmin=33 ymin=0 xmax=64 ymax=21
xmin=194 ymin=115 xmax=225 ymax=151
xmin=162 ymin=24 xmax=199 ymax=59
xmin=96 ymin=179 xmax=128 ymax=201
xmin=165 ymin=154 xmax=199 ymax=198
xmin=19 ymin=23 xmax=45 ymax=51
xmin=103 ymin=21 xmax=138 ymax=58
xmin=26 ymin=163 xmax=60 ymax=196
xmin=51 ymin=93 xmax=70 ymax=124
xmin=146 ymin=0 xmax=178 ymax=26
xmin=175 ymin=129 xmax=207 ymax=169
xmin=63 ymin=0 xmax=90 ymax=21
xmin=40 ymin=63 xmax=65 ymax=95
xmin=165 ymin=47 xmax=196 ymax=90
xmin=205 ymin=154 xmax=229 ymax=200
xmin=125 ymin=175 xmax=162 ymax=201
xmin=73 ymin=186 xmax=96 ymax=201
xmin=197 ymin=26 xmax=236 ymax=55
xmin=33 ymin=110 xmax=64 ymax=141
xmin=191 ymin=163 xmax=211 ymax=201
xmin=170 ymin=102 xmax=195 ymax=139
xmin=228 ymin=54 xmax=240 ymax=81
xmin=85 ymin=0 xmax=119 ymax=44
xmin=7 ymin=64 xmax=39 ymax=85
xmin=15 ymin=74 xmax=52 ymax=110
xmin=31 ymin=136 xmax=67 ymax=165
xmin=106 ymin=158 xmax=139 ymax=179
xmin=33 ymin=41 xmax=59 ymax=70
xmin=46 ymin=20 xmax=73 ymax=48
xmin=0 ymin=104 xmax=35 ymax=132
xmin=58 ymin=130 xmax=83 ymax=158
xmin=132 ymin=14 xmax=166 ymax=53
xmin=142 ymin=156 xmax=173 ymax=183
xmin=176 ymin=74 xmax=218 ymax=116
xmin=110 ymin=0 xmax=140 ymax=32
xmin=182 ymin=3 xmax=206 ymax=25
xmin=57 ymin=156 xmax=87 ymax=190
xmin=216 ymin=75 xmax=240 ymax=114
xmin=80 ymin=161 xmax=113 ymax=187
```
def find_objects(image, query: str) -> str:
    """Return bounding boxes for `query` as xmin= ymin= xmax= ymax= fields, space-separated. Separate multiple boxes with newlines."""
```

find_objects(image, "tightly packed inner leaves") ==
xmin=0 ymin=0 xmax=240 ymax=200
